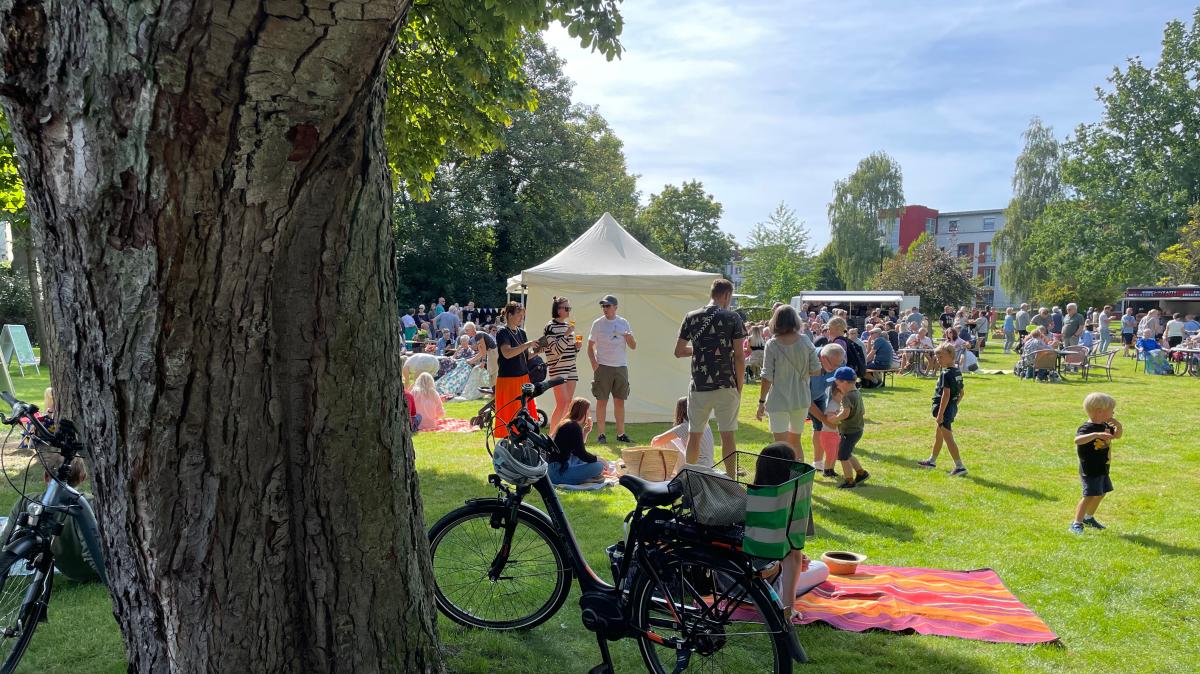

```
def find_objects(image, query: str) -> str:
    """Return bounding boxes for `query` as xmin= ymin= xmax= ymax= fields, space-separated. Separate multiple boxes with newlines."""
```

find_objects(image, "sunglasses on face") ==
xmin=600 ymin=304 xmax=612 ymax=308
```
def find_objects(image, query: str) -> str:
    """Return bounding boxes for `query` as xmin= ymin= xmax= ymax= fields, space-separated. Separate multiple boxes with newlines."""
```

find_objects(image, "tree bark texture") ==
xmin=0 ymin=1 xmax=442 ymax=672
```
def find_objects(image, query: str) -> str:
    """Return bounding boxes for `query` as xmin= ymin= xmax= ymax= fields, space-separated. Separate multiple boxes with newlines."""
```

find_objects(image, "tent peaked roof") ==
xmin=517 ymin=213 xmax=720 ymax=290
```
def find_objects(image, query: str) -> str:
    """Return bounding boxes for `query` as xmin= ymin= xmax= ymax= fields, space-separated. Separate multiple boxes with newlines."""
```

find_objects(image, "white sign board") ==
xmin=1 ymin=324 xmax=39 ymax=376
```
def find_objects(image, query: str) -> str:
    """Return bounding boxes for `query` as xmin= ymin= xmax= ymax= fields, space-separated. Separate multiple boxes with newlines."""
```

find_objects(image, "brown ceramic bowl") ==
xmin=821 ymin=551 xmax=867 ymax=575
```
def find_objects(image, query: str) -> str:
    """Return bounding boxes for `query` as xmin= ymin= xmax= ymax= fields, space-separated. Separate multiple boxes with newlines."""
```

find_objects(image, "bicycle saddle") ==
xmin=619 ymin=474 xmax=681 ymax=507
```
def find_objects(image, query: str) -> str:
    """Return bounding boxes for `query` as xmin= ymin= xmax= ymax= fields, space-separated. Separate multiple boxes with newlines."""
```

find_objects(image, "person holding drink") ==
xmin=544 ymin=296 xmax=582 ymax=429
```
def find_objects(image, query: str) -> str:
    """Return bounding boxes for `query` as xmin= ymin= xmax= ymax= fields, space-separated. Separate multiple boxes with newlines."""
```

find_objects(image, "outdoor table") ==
xmin=898 ymin=348 xmax=937 ymax=377
xmin=1051 ymin=349 xmax=1073 ymax=378
xmin=1167 ymin=347 xmax=1200 ymax=377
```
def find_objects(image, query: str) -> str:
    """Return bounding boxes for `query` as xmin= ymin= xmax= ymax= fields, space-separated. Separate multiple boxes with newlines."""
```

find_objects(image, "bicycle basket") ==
xmin=669 ymin=452 xmax=815 ymax=561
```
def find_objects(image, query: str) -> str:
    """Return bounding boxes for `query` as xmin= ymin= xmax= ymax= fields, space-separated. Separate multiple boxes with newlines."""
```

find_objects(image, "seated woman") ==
xmin=549 ymin=398 xmax=610 ymax=485
xmin=650 ymin=396 xmax=715 ymax=468
xmin=942 ymin=327 xmax=971 ymax=372
xmin=410 ymin=372 xmax=444 ymax=431
xmin=435 ymin=336 xmax=479 ymax=399
xmin=1136 ymin=329 xmax=1171 ymax=374
xmin=754 ymin=443 xmax=827 ymax=618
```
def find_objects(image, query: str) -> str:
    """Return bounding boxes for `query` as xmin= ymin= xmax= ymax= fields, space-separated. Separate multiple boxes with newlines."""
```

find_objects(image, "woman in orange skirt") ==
xmin=493 ymin=301 xmax=547 ymax=439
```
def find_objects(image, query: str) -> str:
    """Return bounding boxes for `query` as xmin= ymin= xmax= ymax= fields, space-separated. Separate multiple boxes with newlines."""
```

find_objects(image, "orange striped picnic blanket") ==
xmin=791 ymin=565 xmax=1058 ymax=644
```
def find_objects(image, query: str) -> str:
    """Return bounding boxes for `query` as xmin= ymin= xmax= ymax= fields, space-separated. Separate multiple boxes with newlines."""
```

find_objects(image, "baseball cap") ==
xmin=827 ymin=366 xmax=856 ymax=383
xmin=599 ymin=295 xmax=619 ymax=306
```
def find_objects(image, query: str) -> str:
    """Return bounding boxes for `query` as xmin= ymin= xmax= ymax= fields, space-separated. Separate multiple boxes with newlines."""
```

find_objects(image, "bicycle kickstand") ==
xmin=587 ymin=633 xmax=615 ymax=674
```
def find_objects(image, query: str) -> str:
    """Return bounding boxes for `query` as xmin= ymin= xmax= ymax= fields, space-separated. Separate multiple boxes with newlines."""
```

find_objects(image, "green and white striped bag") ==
xmin=742 ymin=463 xmax=815 ymax=560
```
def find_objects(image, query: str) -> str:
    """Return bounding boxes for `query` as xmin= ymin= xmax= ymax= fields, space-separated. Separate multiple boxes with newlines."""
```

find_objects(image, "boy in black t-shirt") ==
xmin=1070 ymin=392 xmax=1122 ymax=534
xmin=918 ymin=343 xmax=967 ymax=476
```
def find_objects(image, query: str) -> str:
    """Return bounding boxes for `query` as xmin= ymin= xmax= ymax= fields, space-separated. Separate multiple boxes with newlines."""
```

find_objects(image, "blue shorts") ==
xmin=809 ymin=396 xmax=826 ymax=431
xmin=1081 ymin=474 xmax=1113 ymax=497
xmin=837 ymin=430 xmax=863 ymax=461
xmin=933 ymin=404 xmax=957 ymax=431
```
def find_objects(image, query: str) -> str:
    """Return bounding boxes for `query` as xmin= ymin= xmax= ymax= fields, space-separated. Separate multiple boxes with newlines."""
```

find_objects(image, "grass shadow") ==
xmin=813 ymin=494 xmax=918 ymax=542
xmin=856 ymin=448 xmax=921 ymax=470
xmin=849 ymin=483 xmax=934 ymax=512
xmin=964 ymin=475 xmax=1059 ymax=502
xmin=1118 ymin=533 xmax=1200 ymax=557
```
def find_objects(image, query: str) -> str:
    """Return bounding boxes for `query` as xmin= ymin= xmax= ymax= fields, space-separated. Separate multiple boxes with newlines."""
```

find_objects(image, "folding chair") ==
xmin=1085 ymin=349 xmax=1118 ymax=382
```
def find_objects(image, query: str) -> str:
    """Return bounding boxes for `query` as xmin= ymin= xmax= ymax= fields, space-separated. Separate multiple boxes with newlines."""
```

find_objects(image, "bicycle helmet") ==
xmin=492 ymin=437 xmax=548 ymax=486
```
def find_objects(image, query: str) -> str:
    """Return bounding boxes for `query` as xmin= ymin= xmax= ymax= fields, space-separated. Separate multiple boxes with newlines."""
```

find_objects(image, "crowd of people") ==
xmin=407 ymin=286 xmax=1195 ymax=544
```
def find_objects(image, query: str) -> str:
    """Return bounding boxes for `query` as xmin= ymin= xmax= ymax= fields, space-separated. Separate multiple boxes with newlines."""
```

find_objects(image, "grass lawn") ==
xmin=3 ymin=349 xmax=1198 ymax=673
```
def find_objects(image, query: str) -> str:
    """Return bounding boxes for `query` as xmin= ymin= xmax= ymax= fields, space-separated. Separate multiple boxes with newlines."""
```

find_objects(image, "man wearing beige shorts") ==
xmin=676 ymin=279 xmax=746 ymax=471
xmin=588 ymin=295 xmax=637 ymax=444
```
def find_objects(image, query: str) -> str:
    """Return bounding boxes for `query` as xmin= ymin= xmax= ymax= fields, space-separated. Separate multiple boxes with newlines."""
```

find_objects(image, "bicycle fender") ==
xmin=2 ymin=532 xmax=46 ymax=560
xmin=461 ymin=498 xmax=556 ymax=531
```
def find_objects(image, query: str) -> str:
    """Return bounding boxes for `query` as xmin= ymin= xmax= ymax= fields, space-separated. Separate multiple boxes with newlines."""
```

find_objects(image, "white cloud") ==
xmin=545 ymin=0 xmax=1184 ymax=246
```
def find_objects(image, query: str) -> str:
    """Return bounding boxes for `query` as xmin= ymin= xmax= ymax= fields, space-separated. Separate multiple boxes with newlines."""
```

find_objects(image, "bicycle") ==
xmin=0 ymin=392 xmax=107 ymax=673
xmin=428 ymin=377 xmax=808 ymax=673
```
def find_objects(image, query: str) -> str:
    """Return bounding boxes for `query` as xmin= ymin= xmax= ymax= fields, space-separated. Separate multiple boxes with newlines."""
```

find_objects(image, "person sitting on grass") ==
xmin=549 ymin=398 xmax=612 ymax=485
xmin=754 ymin=442 xmax=828 ymax=621
xmin=651 ymin=396 xmax=714 ymax=468
xmin=823 ymin=366 xmax=869 ymax=489
xmin=410 ymin=372 xmax=444 ymax=431
xmin=0 ymin=454 xmax=103 ymax=583
xmin=918 ymin=343 xmax=967 ymax=476
xmin=1070 ymin=393 xmax=1122 ymax=534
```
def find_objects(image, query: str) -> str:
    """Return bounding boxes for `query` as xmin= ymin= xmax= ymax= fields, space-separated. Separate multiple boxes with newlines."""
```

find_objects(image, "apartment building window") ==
xmin=957 ymin=244 xmax=970 ymax=258
xmin=982 ymin=217 xmax=996 ymax=231
xmin=948 ymin=219 xmax=959 ymax=233
xmin=980 ymin=268 xmax=996 ymax=287
xmin=926 ymin=217 xmax=937 ymax=235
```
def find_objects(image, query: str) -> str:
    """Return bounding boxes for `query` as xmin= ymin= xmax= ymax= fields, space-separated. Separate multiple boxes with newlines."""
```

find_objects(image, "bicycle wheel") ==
xmin=428 ymin=502 xmax=572 ymax=630
xmin=631 ymin=551 xmax=792 ymax=674
xmin=0 ymin=549 xmax=53 ymax=674
xmin=1172 ymin=353 xmax=1190 ymax=376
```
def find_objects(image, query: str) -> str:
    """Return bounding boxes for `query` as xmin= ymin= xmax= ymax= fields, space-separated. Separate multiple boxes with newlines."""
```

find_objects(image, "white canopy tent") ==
xmin=512 ymin=213 xmax=720 ymax=423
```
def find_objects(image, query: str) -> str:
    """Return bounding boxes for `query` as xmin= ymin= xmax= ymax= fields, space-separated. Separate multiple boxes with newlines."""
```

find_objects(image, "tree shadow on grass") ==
xmin=964 ymin=475 xmax=1059 ymax=502
xmin=848 ymin=483 xmax=934 ymax=512
xmin=812 ymin=494 xmax=918 ymax=543
xmin=796 ymin=622 xmax=999 ymax=674
xmin=1118 ymin=533 xmax=1200 ymax=557
xmin=856 ymin=448 xmax=920 ymax=470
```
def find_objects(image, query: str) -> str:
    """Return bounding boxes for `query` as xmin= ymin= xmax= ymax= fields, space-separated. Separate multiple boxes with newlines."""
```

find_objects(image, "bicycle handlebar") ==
xmin=521 ymin=376 xmax=567 ymax=399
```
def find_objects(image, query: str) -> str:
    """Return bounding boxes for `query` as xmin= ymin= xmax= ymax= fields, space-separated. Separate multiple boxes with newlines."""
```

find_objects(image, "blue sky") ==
xmin=544 ymin=0 xmax=1193 ymax=248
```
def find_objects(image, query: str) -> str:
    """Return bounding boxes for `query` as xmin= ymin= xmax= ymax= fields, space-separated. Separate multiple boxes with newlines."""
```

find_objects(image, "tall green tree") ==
xmin=740 ymin=202 xmax=814 ymax=303
xmin=1016 ymin=10 xmax=1200 ymax=304
xmin=805 ymin=244 xmax=845 ymax=291
xmin=828 ymin=151 xmax=905 ymax=289
xmin=394 ymin=36 xmax=640 ymax=307
xmin=994 ymin=117 xmax=1062 ymax=300
xmin=1157 ymin=205 xmax=1200 ymax=285
xmin=639 ymin=180 xmax=734 ymax=272
xmin=0 ymin=1 xmax=622 ymax=671
xmin=872 ymin=233 xmax=981 ymax=315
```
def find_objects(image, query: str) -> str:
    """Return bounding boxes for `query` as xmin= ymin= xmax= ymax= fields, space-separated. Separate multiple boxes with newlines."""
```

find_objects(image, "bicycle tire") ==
xmin=428 ymin=502 xmax=572 ymax=631
xmin=630 ymin=550 xmax=792 ymax=674
xmin=0 ymin=548 xmax=53 ymax=674
xmin=1172 ymin=353 xmax=1190 ymax=376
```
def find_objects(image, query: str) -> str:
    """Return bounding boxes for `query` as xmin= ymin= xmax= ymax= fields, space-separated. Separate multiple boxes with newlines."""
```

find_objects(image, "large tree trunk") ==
xmin=0 ymin=1 xmax=442 ymax=672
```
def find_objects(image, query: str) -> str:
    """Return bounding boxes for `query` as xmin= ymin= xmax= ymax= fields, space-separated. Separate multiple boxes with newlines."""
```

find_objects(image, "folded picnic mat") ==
xmin=737 ymin=565 xmax=1058 ymax=644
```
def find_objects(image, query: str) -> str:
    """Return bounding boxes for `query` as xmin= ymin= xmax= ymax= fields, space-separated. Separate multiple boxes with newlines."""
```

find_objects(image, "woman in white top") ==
xmin=651 ymin=396 xmax=714 ymax=467
xmin=755 ymin=305 xmax=821 ymax=461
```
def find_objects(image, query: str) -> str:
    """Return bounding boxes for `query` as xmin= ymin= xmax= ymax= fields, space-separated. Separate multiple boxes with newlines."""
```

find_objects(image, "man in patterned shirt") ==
xmin=676 ymin=278 xmax=747 ymax=472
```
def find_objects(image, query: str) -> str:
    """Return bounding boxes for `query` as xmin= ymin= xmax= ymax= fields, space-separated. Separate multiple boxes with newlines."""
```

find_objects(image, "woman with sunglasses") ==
xmin=544 ymin=296 xmax=581 ymax=429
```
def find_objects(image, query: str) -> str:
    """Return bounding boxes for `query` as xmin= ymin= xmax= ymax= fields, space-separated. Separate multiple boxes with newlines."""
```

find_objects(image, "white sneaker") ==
xmin=813 ymin=460 xmax=824 ymax=471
